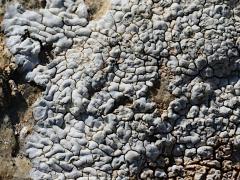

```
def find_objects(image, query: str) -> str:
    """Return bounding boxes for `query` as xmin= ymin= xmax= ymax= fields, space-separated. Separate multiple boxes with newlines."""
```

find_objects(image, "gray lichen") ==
xmin=2 ymin=0 xmax=240 ymax=179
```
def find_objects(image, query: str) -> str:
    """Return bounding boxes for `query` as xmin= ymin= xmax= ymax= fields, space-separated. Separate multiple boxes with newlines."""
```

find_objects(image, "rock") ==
xmin=2 ymin=0 xmax=240 ymax=179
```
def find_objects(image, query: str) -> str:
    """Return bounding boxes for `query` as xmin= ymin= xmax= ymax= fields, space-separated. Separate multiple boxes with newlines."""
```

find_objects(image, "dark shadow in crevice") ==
xmin=10 ymin=67 xmax=45 ymax=91
xmin=21 ymin=29 xmax=54 ymax=67
xmin=108 ymin=95 xmax=133 ymax=114
xmin=0 ymin=65 xmax=43 ymax=157
xmin=40 ymin=0 xmax=47 ymax=8
xmin=38 ymin=43 xmax=54 ymax=65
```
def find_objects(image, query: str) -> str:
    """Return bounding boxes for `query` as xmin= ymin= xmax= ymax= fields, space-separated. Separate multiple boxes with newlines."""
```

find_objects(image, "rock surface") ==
xmin=2 ymin=0 xmax=240 ymax=179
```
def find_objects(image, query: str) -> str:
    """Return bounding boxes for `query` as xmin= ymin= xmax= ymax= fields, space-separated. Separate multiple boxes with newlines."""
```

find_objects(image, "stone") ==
xmin=2 ymin=0 xmax=240 ymax=179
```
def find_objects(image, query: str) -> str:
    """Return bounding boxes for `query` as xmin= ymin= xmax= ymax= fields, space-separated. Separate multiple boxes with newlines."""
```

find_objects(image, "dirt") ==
xmin=0 ymin=124 xmax=32 ymax=180
xmin=0 ymin=33 xmax=10 ymax=67
xmin=150 ymin=65 xmax=175 ymax=114
xmin=85 ymin=0 xmax=111 ymax=20
xmin=0 ymin=62 xmax=41 ymax=179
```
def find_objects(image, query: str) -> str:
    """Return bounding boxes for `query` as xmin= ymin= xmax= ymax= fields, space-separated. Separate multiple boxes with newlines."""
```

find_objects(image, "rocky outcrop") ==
xmin=2 ymin=0 xmax=240 ymax=179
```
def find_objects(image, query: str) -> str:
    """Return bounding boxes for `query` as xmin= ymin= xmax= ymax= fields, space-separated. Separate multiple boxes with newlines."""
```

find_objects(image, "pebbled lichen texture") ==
xmin=2 ymin=0 xmax=240 ymax=179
